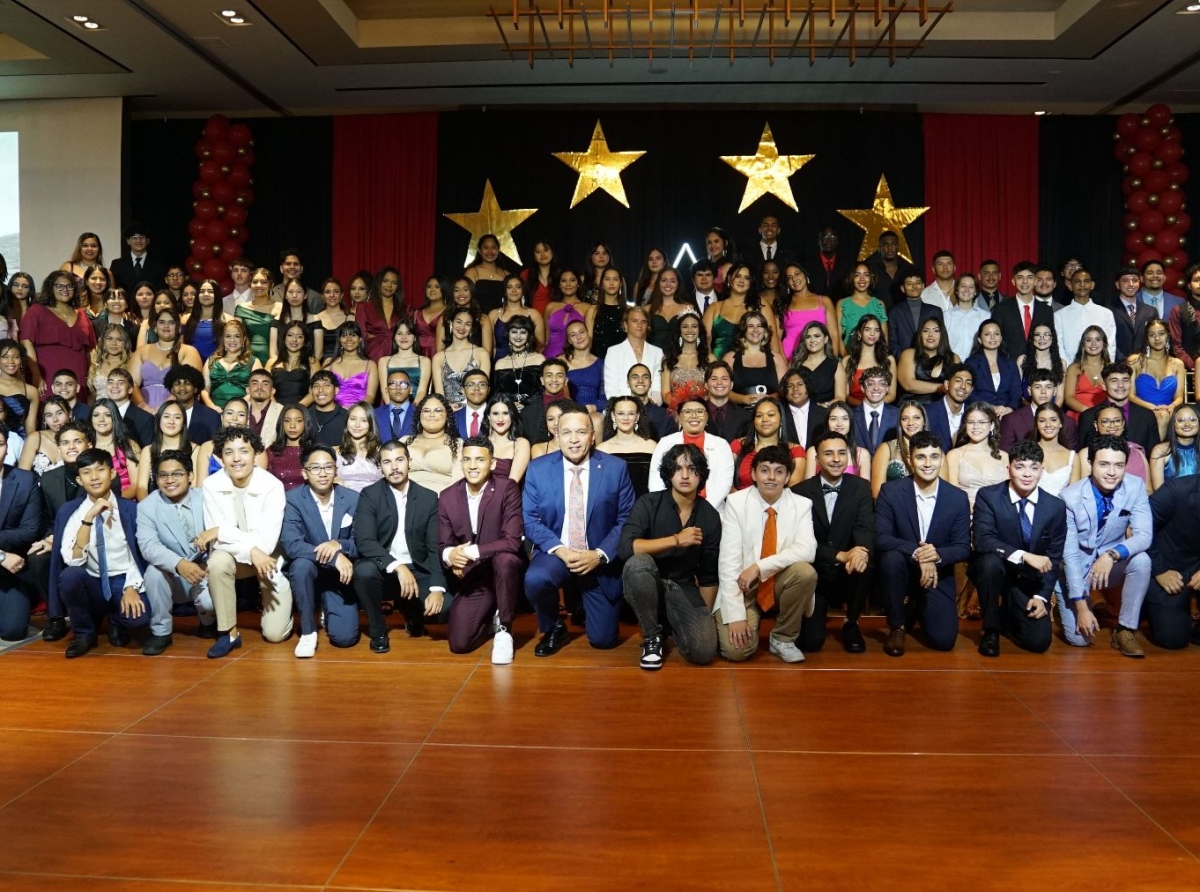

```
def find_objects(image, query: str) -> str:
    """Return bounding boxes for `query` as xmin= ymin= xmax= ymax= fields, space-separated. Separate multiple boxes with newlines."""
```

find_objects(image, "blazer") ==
xmin=38 ymin=465 xmax=78 ymax=536
xmin=375 ymin=402 xmax=417 ymax=442
xmin=781 ymin=401 xmax=829 ymax=451
xmin=120 ymin=403 xmax=156 ymax=451
xmin=50 ymin=495 xmax=146 ymax=608
xmin=752 ymin=243 xmax=796 ymax=271
xmin=454 ymin=404 xmax=489 ymax=440
xmin=716 ymin=487 xmax=816 ymax=622
xmin=280 ymin=484 xmax=360 ymax=567
xmin=603 ymin=339 xmax=664 ymax=405
xmin=1140 ymin=289 xmax=1184 ymax=328
xmin=998 ymin=405 xmax=1079 ymax=453
xmin=110 ymin=253 xmax=169 ymax=298
xmin=851 ymin=402 xmax=899 ymax=455
xmin=522 ymin=451 xmax=635 ymax=564
xmin=437 ymin=475 xmax=524 ymax=577
xmin=964 ymin=353 xmax=1023 ymax=410
xmin=1148 ymin=476 xmax=1200 ymax=576
xmin=1077 ymin=402 xmax=1160 ymax=455
xmin=136 ymin=488 xmax=207 ymax=572
xmin=925 ymin=398 xmax=963 ymax=454
xmin=888 ymin=300 xmax=945 ymax=360
xmin=187 ymin=404 xmax=221 ymax=446
xmin=1060 ymin=475 xmax=1152 ymax=602
xmin=1110 ymin=298 xmax=1158 ymax=359
xmin=972 ymin=481 xmax=1066 ymax=601
xmin=792 ymin=473 xmax=874 ymax=568
xmin=0 ymin=467 xmax=41 ymax=555
xmin=806 ymin=253 xmax=852 ymax=301
xmin=875 ymin=478 xmax=971 ymax=597
xmin=353 ymin=478 xmax=446 ymax=590
xmin=706 ymin=400 xmax=752 ymax=443
xmin=992 ymin=297 xmax=1053 ymax=361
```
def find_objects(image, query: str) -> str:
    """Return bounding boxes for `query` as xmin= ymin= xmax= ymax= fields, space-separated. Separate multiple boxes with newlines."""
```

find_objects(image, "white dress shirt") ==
xmin=202 ymin=466 xmax=286 ymax=565
xmin=223 ymin=288 xmax=251 ymax=318
xmin=441 ymin=484 xmax=485 ymax=564
xmin=788 ymin=402 xmax=811 ymax=448
xmin=944 ymin=303 xmax=991 ymax=361
xmin=648 ymin=432 xmax=735 ymax=511
xmin=920 ymin=283 xmax=953 ymax=313
xmin=310 ymin=489 xmax=335 ymax=539
xmin=60 ymin=499 xmax=144 ymax=592
xmin=1054 ymin=299 xmax=1117 ymax=363
xmin=555 ymin=458 xmax=603 ymax=558
xmin=944 ymin=398 xmax=964 ymax=444
xmin=914 ymin=482 xmax=939 ymax=543
xmin=386 ymin=484 xmax=411 ymax=570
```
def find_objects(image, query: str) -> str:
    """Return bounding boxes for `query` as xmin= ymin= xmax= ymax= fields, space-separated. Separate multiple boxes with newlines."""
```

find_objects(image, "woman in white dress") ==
xmin=1031 ymin=402 xmax=1077 ymax=497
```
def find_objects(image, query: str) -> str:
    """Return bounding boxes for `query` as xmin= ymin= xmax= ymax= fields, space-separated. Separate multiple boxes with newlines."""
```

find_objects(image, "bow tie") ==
xmin=821 ymin=484 xmax=840 ymax=495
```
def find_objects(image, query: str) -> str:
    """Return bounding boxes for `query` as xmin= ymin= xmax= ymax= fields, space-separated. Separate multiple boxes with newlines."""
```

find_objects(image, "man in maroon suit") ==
xmin=437 ymin=436 xmax=524 ymax=662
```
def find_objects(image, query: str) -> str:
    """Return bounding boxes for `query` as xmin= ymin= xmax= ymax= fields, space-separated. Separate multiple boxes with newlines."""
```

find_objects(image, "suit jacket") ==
xmin=972 ymin=481 xmax=1066 ymax=601
xmin=1077 ymin=402 xmax=1159 ymax=454
xmin=38 ymin=465 xmax=79 ymax=536
xmin=993 ymin=297 xmax=1053 ymax=361
xmin=0 ymin=467 xmax=41 ymax=555
xmin=375 ymin=402 xmax=417 ymax=442
xmin=187 ymin=404 xmax=221 ymax=446
xmin=964 ymin=353 xmax=1023 ymax=410
xmin=120 ymin=403 xmax=156 ymax=451
xmin=1060 ymin=475 xmax=1152 ymax=602
xmin=50 ymin=495 xmax=146 ymax=607
xmin=353 ymin=479 xmax=445 ymax=590
xmin=875 ymin=478 xmax=971 ymax=600
xmin=925 ymin=398 xmax=962 ymax=454
xmin=781 ymin=401 xmax=829 ymax=451
xmin=751 ymin=243 xmax=797 ymax=273
xmin=998 ymin=405 xmax=1078 ymax=453
xmin=110 ymin=253 xmax=169 ymax=298
xmin=1110 ymin=298 xmax=1158 ymax=359
xmin=455 ymin=404 xmax=489 ymax=439
xmin=888 ymin=300 xmax=945 ymax=360
xmin=717 ymin=487 xmax=816 ymax=621
xmin=706 ymin=400 xmax=752 ymax=443
xmin=1148 ymin=476 xmax=1200 ymax=576
xmin=136 ymin=487 xmax=207 ymax=572
xmin=280 ymin=485 xmax=360 ymax=569
xmin=807 ymin=253 xmax=852 ymax=300
xmin=522 ymin=451 xmax=635 ymax=565
xmin=248 ymin=401 xmax=283 ymax=450
xmin=1140 ymin=289 xmax=1184 ymax=329
xmin=792 ymin=473 xmax=873 ymax=568
xmin=851 ymin=402 xmax=899 ymax=455
xmin=437 ymin=475 xmax=523 ymax=579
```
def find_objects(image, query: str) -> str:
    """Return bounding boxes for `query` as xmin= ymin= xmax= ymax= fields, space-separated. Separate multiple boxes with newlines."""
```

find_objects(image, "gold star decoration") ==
xmin=552 ymin=120 xmax=646 ymax=209
xmin=443 ymin=179 xmax=538 ymax=268
xmin=837 ymin=174 xmax=929 ymax=263
xmin=720 ymin=122 xmax=815 ymax=213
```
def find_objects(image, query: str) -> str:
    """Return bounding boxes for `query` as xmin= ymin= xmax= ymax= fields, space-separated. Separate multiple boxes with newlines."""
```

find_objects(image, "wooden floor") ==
xmin=2 ymin=612 xmax=1200 ymax=891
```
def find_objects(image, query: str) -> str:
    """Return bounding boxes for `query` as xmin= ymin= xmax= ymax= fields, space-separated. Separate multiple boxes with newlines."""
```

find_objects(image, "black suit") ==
xmin=1146 ymin=477 xmax=1200 ymax=648
xmin=0 ymin=467 xmax=42 ymax=640
xmin=110 ymin=253 xmax=169 ymax=298
xmin=750 ymin=243 xmax=796 ymax=271
xmin=888 ymin=299 xmax=945 ymax=360
xmin=805 ymin=253 xmax=853 ymax=300
xmin=1077 ymin=402 xmax=1159 ymax=455
xmin=781 ymin=401 xmax=829 ymax=451
xmin=186 ymin=404 xmax=221 ymax=445
xmin=793 ymin=474 xmax=875 ymax=651
xmin=969 ymin=482 xmax=1066 ymax=653
xmin=24 ymin=464 xmax=82 ymax=622
xmin=118 ymin=403 xmax=155 ymax=450
xmin=706 ymin=400 xmax=751 ymax=443
xmin=352 ymin=479 xmax=447 ymax=639
xmin=1110 ymin=299 xmax=1158 ymax=359
xmin=992 ymin=298 xmax=1052 ymax=361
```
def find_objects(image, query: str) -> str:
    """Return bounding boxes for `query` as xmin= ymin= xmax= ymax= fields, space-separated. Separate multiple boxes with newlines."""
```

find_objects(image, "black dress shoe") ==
xmin=884 ymin=628 xmax=906 ymax=658
xmin=404 ymin=620 xmax=426 ymax=638
xmin=370 ymin=635 xmax=390 ymax=653
xmin=65 ymin=633 xmax=98 ymax=659
xmin=42 ymin=617 xmax=68 ymax=642
xmin=197 ymin=621 xmax=218 ymax=639
xmin=142 ymin=633 xmax=173 ymax=656
xmin=534 ymin=620 xmax=569 ymax=657
xmin=107 ymin=624 xmax=131 ymax=648
xmin=978 ymin=631 xmax=1000 ymax=658
xmin=842 ymin=622 xmax=867 ymax=654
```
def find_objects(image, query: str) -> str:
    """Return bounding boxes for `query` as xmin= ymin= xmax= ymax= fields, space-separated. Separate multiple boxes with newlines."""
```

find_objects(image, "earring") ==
xmin=634 ymin=421 xmax=639 ymax=432
xmin=678 ymin=336 xmax=684 ymax=347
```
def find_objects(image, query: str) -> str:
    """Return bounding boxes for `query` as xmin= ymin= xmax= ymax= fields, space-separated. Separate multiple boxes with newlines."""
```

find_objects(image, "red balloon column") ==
xmin=186 ymin=115 xmax=255 ymax=293
xmin=1115 ymin=104 xmax=1190 ymax=292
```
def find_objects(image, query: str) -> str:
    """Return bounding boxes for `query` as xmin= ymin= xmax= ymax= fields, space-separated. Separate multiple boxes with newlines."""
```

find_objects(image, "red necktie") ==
xmin=1023 ymin=303 xmax=1032 ymax=339
xmin=469 ymin=411 xmax=479 ymax=437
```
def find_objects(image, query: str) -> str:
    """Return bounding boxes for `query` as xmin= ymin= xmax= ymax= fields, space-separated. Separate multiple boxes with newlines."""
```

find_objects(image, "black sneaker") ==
xmin=640 ymin=635 xmax=665 ymax=671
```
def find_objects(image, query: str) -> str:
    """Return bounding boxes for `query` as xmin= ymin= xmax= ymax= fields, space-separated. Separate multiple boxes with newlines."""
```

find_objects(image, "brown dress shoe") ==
xmin=1111 ymin=628 xmax=1144 ymax=658
xmin=884 ymin=628 xmax=906 ymax=657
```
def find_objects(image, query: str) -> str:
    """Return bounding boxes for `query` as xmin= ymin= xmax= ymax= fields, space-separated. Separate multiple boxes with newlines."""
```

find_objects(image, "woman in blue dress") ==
xmin=1130 ymin=317 xmax=1187 ymax=442
xmin=1150 ymin=403 xmax=1199 ymax=492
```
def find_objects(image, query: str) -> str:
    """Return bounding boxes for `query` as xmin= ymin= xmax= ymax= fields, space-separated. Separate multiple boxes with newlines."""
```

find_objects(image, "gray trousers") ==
xmin=622 ymin=554 xmax=718 ymax=665
xmin=143 ymin=565 xmax=215 ymax=636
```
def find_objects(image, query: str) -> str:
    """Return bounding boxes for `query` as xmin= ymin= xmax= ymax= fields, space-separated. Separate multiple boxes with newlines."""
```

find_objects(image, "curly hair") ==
xmin=406 ymin=392 xmax=461 ymax=460
xmin=843 ymin=314 xmax=890 ymax=376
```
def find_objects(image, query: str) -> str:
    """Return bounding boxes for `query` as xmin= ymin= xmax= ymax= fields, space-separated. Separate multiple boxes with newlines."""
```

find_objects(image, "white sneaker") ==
xmin=768 ymin=635 xmax=805 ymax=663
xmin=492 ymin=627 xmax=514 ymax=665
xmin=294 ymin=631 xmax=318 ymax=659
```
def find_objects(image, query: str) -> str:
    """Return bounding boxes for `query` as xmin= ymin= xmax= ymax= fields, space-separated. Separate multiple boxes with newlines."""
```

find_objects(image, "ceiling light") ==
xmin=1034 ymin=110 xmax=1047 ymax=116
xmin=221 ymin=9 xmax=238 ymax=16
xmin=66 ymin=15 xmax=104 ymax=31
xmin=1178 ymin=3 xmax=1200 ymax=12
xmin=72 ymin=14 xmax=88 ymax=22
xmin=213 ymin=10 xmax=251 ymax=26
xmin=229 ymin=16 xmax=244 ymax=23
xmin=83 ymin=21 xmax=99 ymax=29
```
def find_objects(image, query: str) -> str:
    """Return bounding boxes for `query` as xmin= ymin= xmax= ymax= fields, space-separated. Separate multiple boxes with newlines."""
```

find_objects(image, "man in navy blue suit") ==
xmin=522 ymin=400 xmax=635 ymax=655
xmin=925 ymin=363 xmax=975 ymax=453
xmin=850 ymin=367 xmax=898 ymax=456
xmin=375 ymin=369 xmax=417 ymax=441
xmin=0 ymin=423 xmax=42 ymax=641
xmin=875 ymin=431 xmax=971 ymax=656
xmin=454 ymin=369 xmax=491 ymax=440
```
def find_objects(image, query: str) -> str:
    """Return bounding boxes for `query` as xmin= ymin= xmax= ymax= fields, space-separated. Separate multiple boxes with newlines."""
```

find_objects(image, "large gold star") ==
xmin=720 ymin=122 xmax=815 ymax=213
xmin=552 ymin=120 xmax=646 ymax=209
xmin=444 ymin=180 xmax=538 ymax=268
xmin=838 ymin=174 xmax=929 ymax=263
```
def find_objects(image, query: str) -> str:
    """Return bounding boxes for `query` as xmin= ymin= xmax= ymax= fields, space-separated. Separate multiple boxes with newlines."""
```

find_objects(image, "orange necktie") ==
xmin=757 ymin=507 xmax=777 ymax=612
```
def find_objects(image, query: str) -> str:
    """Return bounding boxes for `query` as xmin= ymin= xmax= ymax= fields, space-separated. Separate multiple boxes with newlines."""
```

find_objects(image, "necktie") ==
xmin=568 ymin=467 xmax=587 ymax=551
xmin=95 ymin=510 xmax=110 ymax=600
xmin=821 ymin=483 xmax=840 ymax=495
xmin=1022 ymin=303 xmax=1032 ymax=338
xmin=177 ymin=500 xmax=196 ymax=545
xmin=822 ymin=484 xmax=839 ymax=517
xmin=134 ymin=257 xmax=142 ymax=271
xmin=1017 ymin=498 xmax=1033 ymax=548
xmin=1128 ymin=303 xmax=1138 ymax=325
xmin=756 ymin=507 xmax=778 ymax=612
xmin=470 ymin=410 xmax=480 ymax=437
xmin=868 ymin=410 xmax=880 ymax=450
xmin=766 ymin=245 xmax=774 ymax=261
xmin=1098 ymin=493 xmax=1114 ymax=533
xmin=391 ymin=407 xmax=404 ymax=436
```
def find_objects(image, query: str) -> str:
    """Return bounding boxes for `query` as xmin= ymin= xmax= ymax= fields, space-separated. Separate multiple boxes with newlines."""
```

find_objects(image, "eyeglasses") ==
xmin=966 ymin=420 xmax=991 ymax=427
xmin=679 ymin=408 xmax=707 ymax=417
xmin=387 ymin=382 xmax=411 ymax=389
xmin=464 ymin=381 xmax=489 ymax=390
xmin=53 ymin=283 xmax=74 ymax=292
xmin=305 ymin=464 xmax=335 ymax=474
xmin=166 ymin=272 xmax=184 ymax=278
xmin=157 ymin=471 xmax=188 ymax=481
xmin=1096 ymin=418 xmax=1124 ymax=428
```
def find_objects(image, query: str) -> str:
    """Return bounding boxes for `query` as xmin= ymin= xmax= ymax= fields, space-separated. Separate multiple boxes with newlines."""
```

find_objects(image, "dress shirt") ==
xmin=386 ymin=484 xmax=412 ymax=570
xmin=759 ymin=241 xmax=776 ymax=261
xmin=1054 ymin=300 xmax=1117 ymax=363
xmin=695 ymin=291 xmax=718 ymax=315
xmin=617 ymin=490 xmax=721 ymax=588
xmin=920 ymin=283 xmax=953 ymax=313
xmin=442 ymin=485 xmax=485 ymax=564
xmin=944 ymin=303 xmax=992 ymax=362
xmin=552 ymin=458 xmax=609 ymax=561
xmin=944 ymin=398 xmax=964 ymax=443
xmin=1090 ymin=481 xmax=1129 ymax=562
xmin=716 ymin=487 xmax=815 ymax=621
xmin=3 ymin=432 xmax=20 ymax=466
xmin=202 ymin=467 xmax=286 ymax=564
xmin=310 ymin=489 xmax=336 ymax=539
xmin=788 ymin=402 xmax=811 ymax=448
xmin=60 ymin=499 xmax=143 ymax=591
xmin=1004 ymin=487 xmax=1043 ymax=598
xmin=915 ymin=482 xmax=939 ymax=543
xmin=1138 ymin=289 xmax=1164 ymax=317
xmin=819 ymin=473 xmax=841 ymax=517
xmin=223 ymin=288 xmax=251 ymax=318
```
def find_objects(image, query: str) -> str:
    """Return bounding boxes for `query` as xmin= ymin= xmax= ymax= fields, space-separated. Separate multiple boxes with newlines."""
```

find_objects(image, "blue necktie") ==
xmin=95 ymin=511 xmax=110 ymax=600
xmin=392 ymin=407 xmax=404 ymax=436
xmin=1017 ymin=498 xmax=1033 ymax=549
xmin=1098 ymin=494 xmax=1114 ymax=533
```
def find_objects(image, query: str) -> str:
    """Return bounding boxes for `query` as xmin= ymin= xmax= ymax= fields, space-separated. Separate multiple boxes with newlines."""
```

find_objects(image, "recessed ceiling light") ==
xmin=72 ymin=14 xmax=88 ymax=22
xmin=221 ymin=9 xmax=238 ymax=16
xmin=1034 ymin=110 xmax=1047 ymax=116
xmin=66 ymin=15 xmax=104 ymax=31
xmin=213 ymin=10 xmax=251 ymax=26
xmin=83 ymin=21 xmax=99 ymax=29
xmin=1178 ymin=3 xmax=1200 ymax=12
xmin=229 ymin=16 xmax=244 ymax=23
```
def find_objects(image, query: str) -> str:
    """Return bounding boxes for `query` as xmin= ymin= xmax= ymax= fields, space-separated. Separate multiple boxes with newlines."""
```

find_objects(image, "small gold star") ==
xmin=837 ymin=174 xmax=929 ymax=263
xmin=553 ymin=120 xmax=646 ymax=209
xmin=720 ymin=122 xmax=815 ymax=213
xmin=443 ymin=180 xmax=538 ymax=268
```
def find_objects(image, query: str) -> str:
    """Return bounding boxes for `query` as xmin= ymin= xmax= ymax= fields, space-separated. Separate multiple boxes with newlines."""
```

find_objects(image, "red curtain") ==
xmin=332 ymin=113 xmax=439 ymax=311
xmin=922 ymin=114 xmax=1040 ymax=281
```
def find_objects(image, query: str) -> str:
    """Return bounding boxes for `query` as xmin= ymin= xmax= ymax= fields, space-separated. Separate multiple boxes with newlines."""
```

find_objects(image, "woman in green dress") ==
xmin=234 ymin=267 xmax=280 ymax=365
xmin=202 ymin=317 xmax=262 ymax=409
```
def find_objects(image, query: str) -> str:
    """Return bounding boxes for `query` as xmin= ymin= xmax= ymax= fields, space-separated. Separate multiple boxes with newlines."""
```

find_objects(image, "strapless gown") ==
xmin=0 ymin=392 xmax=31 ymax=437
xmin=334 ymin=370 xmax=369 ymax=408
xmin=1134 ymin=372 xmax=1178 ymax=408
xmin=140 ymin=361 xmax=170 ymax=410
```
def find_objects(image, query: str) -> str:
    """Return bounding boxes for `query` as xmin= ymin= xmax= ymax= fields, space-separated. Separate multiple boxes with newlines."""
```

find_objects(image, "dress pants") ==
xmin=446 ymin=553 xmax=522 ymax=654
xmin=1056 ymin=553 xmax=1151 ymax=647
xmin=23 ymin=551 xmax=57 ymax=618
xmin=525 ymin=551 xmax=623 ymax=648
xmin=59 ymin=569 xmax=151 ymax=638
xmin=798 ymin=560 xmax=873 ymax=653
xmin=288 ymin=558 xmax=360 ymax=646
xmin=142 ymin=565 xmax=212 ymax=636
xmin=716 ymin=562 xmax=818 ymax=662
xmin=1142 ymin=575 xmax=1197 ymax=650
xmin=0 ymin=568 xmax=37 ymax=641
xmin=879 ymin=550 xmax=958 ymax=651
xmin=621 ymin=554 xmax=717 ymax=664
xmin=968 ymin=553 xmax=1052 ymax=653
xmin=352 ymin=560 xmax=445 ymax=639
xmin=207 ymin=550 xmax=294 ymax=642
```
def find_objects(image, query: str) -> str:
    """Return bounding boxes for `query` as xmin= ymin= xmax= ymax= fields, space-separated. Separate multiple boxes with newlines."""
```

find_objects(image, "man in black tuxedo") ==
xmin=749 ymin=215 xmax=795 ymax=270
xmin=352 ymin=440 xmax=447 ymax=652
xmin=0 ymin=424 xmax=42 ymax=641
xmin=969 ymin=441 xmax=1067 ymax=657
xmin=109 ymin=222 xmax=169 ymax=297
xmin=926 ymin=364 xmax=974 ymax=453
xmin=704 ymin=361 xmax=751 ymax=443
xmin=105 ymin=369 xmax=156 ymax=449
xmin=1077 ymin=362 xmax=1159 ymax=454
xmin=992 ymin=262 xmax=1052 ymax=360
xmin=1110 ymin=265 xmax=1158 ymax=359
xmin=889 ymin=267 xmax=945 ymax=360
xmin=809 ymin=226 xmax=850 ymax=299
xmin=795 ymin=431 xmax=875 ymax=654
xmin=1145 ymin=475 xmax=1200 ymax=649
xmin=998 ymin=368 xmax=1078 ymax=453
xmin=779 ymin=368 xmax=828 ymax=450
xmin=165 ymin=366 xmax=220 ymax=445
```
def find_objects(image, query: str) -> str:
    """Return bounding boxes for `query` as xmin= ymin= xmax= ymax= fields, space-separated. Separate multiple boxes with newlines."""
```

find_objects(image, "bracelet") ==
xmin=80 ymin=520 xmax=93 ymax=527
xmin=673 ymin=534 xmax=679 ymax=546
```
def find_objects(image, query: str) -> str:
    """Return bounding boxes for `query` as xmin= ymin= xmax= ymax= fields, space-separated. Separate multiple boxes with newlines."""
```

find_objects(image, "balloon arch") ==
xmin=186 ymin=114 xmax=256 ymax=291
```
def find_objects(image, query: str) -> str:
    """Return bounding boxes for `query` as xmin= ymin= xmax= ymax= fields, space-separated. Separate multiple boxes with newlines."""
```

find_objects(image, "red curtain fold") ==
xmin=332 ymin=113 xmax=439 ymax=311
xmin=922 ymin=114 xmax=1039 ymax=282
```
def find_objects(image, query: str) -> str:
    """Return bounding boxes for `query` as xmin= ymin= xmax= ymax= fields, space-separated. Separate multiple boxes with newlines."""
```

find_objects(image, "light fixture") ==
xmin=72 ymin=14 xmax=88 ymax=22
xmin=220 ymin=9 xmax=238 ymax=15
xmin=213 ymin=10 xmax=251 ymax=26
xmin=1178 ymin=3 xmax=1200 ymax=12
xmin=230 ymin=16 xmax=244 ymax=23
xmin=83 ymin=21 xmax=99 ymax=29
xmin=66 ymin=15 xmax=104 ymax=31
xmin=1034 ymin=110 xmax=1047 ymax=116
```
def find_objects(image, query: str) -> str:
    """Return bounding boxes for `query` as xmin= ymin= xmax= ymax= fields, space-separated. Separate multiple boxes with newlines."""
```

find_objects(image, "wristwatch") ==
xmin=0 ymin=551 xmax=6 ymax=564
xmin=1105 ymin=549 xmax=1121 ymax=562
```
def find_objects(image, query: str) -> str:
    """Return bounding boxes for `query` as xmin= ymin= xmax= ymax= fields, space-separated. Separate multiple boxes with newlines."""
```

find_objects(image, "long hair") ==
xmin=774 ymin=261 xmax=811 ymax=331
xmin=1030 ymin=401 xmax=1070 ymax=449
xmin=646 ymin=267 xmax=694 ymax=317
xmin=583 ymin=241 xmax=615 ymax=296
xmin=332 ymin=320 xmax=368 ymax=362
xmin=278 ymin=276 xmax=310 ymax=326
xmin=1162 ymin=403 xmax=1199 ymax=478
xmin=182 ymin=279 xmax=226 ymax=347
xmin=663 ymin=310 xmax=709 ymax=373
xmin=822 ymin=401 xmax=860 ymax=454
xmin=339 ymin=400 xmax=382 ymax=464
xmin=269 ymin=404 xmax=314 ymax=456
xmin=792 ymin=320 xmax=835 ymax=365
xmin=953 ymin=401 xmax=1001 ymax=458
xmin=212 ymin=315 xmax=251 ymax=364
xmin=1020 ymin=322 xmax=1064 ymax=390
xmin=369 ymin=265 xmax=404 ymax=323
xmin=480 ymin=394 xmax=521 ymax=442
xmin=69 ymin=232 xmax=103 ymax=266
xmin=501 ymin=273 xmax=529 ymax=308
xmin=602 ymin=394 xmax=655 ymax=440
xmin=736 ymin=397 xmax=789 ymax=482
xmin=441 ymin=306 xmax=476 ymax=350
xmin=1136 ymin=316 xmax=1174 ymax=357
xmin=634 ymin=248 xmax=666 ymax=304
xmin=151 ymin=400 xmax=193 ymax=465
xmin=82 ymin=265 xmax=114 ymax=307
xmin=91 ymin=397 xmax=140 ymax=455
xmin=40 ymin=271 xmax=78 ymax=308
xmin=151 ymin=306 xmax=184 ymax=368
xmin=910 ymin=316 xmax=956 ymax=367
xmin=895 ymin=398 xmax=929 ymax=468
xmin=406 ymin=392 xmax=461 ymax=460
xmin=89 ymin=325 xmax=133 ymax=386
xmin=277 ymin=319 xmax=314 ymax=371
xmin=732 ymin=310 xmax=774 ymax=356
xmin=1073 ymin=325 xmax=1110 ymax=365
xmin=843 ymin=313 xmax=889 ymax=374
xmin=445 ymin=281 xmax=486 ymax=347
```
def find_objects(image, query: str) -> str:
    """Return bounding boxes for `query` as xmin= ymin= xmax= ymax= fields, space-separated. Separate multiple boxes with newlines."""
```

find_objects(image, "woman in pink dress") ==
xmin=20 ymin=271 xmax=97 ymax=398
xmin=775 ymin=263 xmax=842 ymax=362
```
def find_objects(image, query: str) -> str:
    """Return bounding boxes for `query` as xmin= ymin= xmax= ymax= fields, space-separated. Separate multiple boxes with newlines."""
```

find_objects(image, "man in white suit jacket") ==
xmin=603 ymin=307 xmax=664 ymax=405
xmin=715 ymin=444 xmax=818 ymax=663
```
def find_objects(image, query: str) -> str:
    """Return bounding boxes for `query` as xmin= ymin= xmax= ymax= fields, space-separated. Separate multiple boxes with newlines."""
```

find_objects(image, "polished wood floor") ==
xmin=3 ymin=612 xmax=1200 ymax=891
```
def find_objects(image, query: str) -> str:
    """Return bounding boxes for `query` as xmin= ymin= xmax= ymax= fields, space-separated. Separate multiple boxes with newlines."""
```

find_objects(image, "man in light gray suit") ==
xmin=135 ymin=449 xmax=217 ymax=648
xmin=1059 ymin=434 xmax=1152 ymax=657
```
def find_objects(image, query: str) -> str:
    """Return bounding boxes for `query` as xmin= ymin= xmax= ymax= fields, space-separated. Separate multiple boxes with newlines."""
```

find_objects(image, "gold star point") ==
xmin=837 ymin=174 xmax=929 ymax=263
xmin=443 ymin=179 xmax=537 ymax=268
xmin=720 ymin=122 xmax=815 ymax=213
xmin=552 ymin=120 xmax=646 ymax=209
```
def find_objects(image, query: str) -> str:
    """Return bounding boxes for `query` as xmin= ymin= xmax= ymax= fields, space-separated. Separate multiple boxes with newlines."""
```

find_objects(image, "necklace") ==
xmin=155 ymin=339 xmax=174 ymax=352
